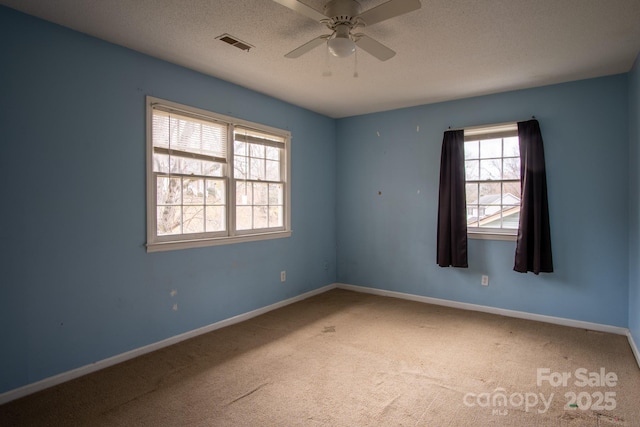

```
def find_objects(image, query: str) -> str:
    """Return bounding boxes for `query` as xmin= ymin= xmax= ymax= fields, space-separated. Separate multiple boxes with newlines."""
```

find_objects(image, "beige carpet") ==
xmin=2 ymin=288 xmax=639 ymax=426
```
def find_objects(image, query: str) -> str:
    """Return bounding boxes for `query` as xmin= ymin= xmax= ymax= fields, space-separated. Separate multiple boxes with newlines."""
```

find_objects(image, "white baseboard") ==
xmin=4 ymin=282 xmax=635 ymax=405
xmin=339 ymin=281 xmax=638 ymax=369
xmin=628 ymin=331 xmax=640 ymax=370
xmin=336 ymin=283 xmax=629 ymax=336
xmin=0 ymin=283 xmax=337 ymax=405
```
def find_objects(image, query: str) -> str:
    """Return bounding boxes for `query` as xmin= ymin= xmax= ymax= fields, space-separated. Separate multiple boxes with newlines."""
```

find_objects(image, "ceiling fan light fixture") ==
xmin=328 ymin=36 xmax=356 ymax=57
xmin=328 ymin=23 xmax=356 ymax=58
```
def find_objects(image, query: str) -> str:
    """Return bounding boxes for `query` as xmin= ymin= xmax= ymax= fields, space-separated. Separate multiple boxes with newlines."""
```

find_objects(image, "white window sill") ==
xmin=468 ymin=231 xmax=517 ymax=241
xmin=146 ymin=230 xmax=292 ymax=253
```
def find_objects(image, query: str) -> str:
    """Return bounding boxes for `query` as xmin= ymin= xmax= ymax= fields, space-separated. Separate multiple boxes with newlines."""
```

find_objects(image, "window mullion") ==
xmin=228 ymin=124 xmax=236 ymax=237
xmin=281 ymin=146 xmax=286 ymax=229
xmin=179 ymin=176 xmax=183 ymax=235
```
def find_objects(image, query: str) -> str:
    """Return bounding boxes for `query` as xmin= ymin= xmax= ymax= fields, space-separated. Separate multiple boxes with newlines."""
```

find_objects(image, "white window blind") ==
xmin=152 ymin=106 xmax=227 ymax=164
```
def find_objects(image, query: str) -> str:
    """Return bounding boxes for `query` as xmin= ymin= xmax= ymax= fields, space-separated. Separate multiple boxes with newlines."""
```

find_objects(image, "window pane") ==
xmin=253 ymin=182 xmax=268 ymax=205
xmin=269 ymin=184 xmax=283 ymax=205
xmin=467 ymin=202 xmax=479 ymax=226
xmin=478 ymin=205 xmax=501 ymax=227
xmin=157 ymin=206 xmax=181 ymax=235
xmin=266 ymin=146 xmax=280 ymax=161
xmin=250 ymin=158 xmax=265 ymax=180
xmin=176 ymin=158 xmax=202 ymax=175
xmin=202 ymin=161 xmax=224 ymax=177
xmin=479 ymin=216 xmax=501 ymax=228
xmin=250 ymin=143 xmax=265 ymax=158
xmin=253 ymin=206 xmax=268 ymax=229
xmin=466 ymin=182 xmax=478 ymax=204
xmin=153 ymin=153 xmax=170 ymax=173
xmin=269 ymin=206 xmax=283 ymax=227
xmin=182 ymin=206 xmax=204 ymax=234
xmin=157 ymin=177 xmax=181 ymax=205
xmin=504 ymin=137 xmax=519 ymax=157
xmin=234 ymin=156 xmax=247 ymax=180
xmin=205 ymin=206 xmax=225 ymax=232
xmin=473 ymin=205 xmax=495 ymax=221
xmin=236 ymin=182 xmax=252 ymax=205
xmin=206 ymin=179 xmax=225 ymax=205
xmin=480 ymin=138 xmax=501 ymax=158
xmin=503 ymin=157 xmax=520 ymax=180
xmin=183 ymin=179 xmax=204 ymax=205
xmin=465 ymin=160 xmax=479 ymax=181
xmin=266 ymin=160 xmax=280 ymax=181
xmin=158 ymin=156 xmax=222 ymax=176
xmin=234 ymin=140 xmax=247 ymax=156
xmin=479 ymin=159 xmax=502 ymax=180
xmin=479 ymin=183 xmax=502 ymax=204
xmin=503 ymin=211 xmax=520 ymax=229
xmin=464 ymin=140 xmax=479 ymax=160
xmin=236 ymin=206 xmax=252 ymax=230
xmin=503 ymin=183 xmax=521 ymax=205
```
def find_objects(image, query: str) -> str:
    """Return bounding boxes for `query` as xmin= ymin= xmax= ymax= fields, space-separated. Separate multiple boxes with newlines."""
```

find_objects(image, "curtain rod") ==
xmin=445 ymin=116 xmax=536 ymax=133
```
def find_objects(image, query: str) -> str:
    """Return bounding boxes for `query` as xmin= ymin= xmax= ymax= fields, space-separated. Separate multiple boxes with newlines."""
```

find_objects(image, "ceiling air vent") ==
xmin=216 ymin=34 xmax=253 ymax=52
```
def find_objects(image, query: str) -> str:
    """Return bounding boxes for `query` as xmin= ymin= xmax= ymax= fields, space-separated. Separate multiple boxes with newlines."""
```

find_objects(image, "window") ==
xmin=146 ymin=97 xmax=291 ymax=252
xmin=464 ymin=123 xmax=521 ymax=240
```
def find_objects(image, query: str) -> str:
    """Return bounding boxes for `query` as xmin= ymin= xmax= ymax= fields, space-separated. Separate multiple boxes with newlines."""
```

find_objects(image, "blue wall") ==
xmin=0 ymin=6 xmax=336 ymax=394
xmin=336 ymin=75 xmax=630 ymax=328
xmin=630 ymin=53 xmax=640 ymax=351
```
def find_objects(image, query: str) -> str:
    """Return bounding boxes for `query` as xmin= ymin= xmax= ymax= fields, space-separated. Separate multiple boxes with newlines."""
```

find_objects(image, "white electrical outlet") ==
xmin=281 ymin=271 xmax=286 ymax=282
xmin=481 ymin=275 xmax=489 ymax=286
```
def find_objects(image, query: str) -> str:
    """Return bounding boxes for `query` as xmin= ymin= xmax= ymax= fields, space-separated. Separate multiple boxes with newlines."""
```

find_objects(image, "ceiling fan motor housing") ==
xmin=323 ymin=0 xmax=362 ymax=22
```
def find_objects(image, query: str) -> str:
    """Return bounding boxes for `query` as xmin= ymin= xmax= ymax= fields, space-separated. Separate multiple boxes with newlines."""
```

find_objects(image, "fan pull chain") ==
xmin=322 ymin=41 xmax=332 ymax=77
xmin=353 ymin=48 xmax=359 ymax=78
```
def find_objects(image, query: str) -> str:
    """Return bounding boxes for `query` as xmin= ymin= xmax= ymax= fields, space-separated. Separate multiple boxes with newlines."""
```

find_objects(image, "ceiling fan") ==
xmin=273 ymin=0 xmax=421 ymax=61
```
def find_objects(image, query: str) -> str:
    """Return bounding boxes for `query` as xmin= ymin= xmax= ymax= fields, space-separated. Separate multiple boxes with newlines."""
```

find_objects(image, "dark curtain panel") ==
xmin=437 ymin=129 xmax=468 ymax=267
xmin=514 ymin=119 xmax=553 ymax=274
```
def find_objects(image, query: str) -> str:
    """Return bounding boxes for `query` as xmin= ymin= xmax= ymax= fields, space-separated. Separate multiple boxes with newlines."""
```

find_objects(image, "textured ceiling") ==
xmin=2 ymin=0 xmax=640 ymax=118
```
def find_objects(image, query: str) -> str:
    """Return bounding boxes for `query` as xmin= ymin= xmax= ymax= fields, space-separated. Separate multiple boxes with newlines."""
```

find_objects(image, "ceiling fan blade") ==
xmin=358 ymin=0 xmax=421 ymax=27
xmin=285 ymin=35 xmax=330 ymax=58
xmin=354 ymin=34 xmax=396 ymax=61
xmin=272 ymin=0 xmax=327 ymax=22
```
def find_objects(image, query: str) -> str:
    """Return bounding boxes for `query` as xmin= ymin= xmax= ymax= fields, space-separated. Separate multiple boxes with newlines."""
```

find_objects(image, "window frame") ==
xmin=146 ymin=96 xmax=291 ymax=252
xmin=464 ymin=123 xmax=520 ymax=241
